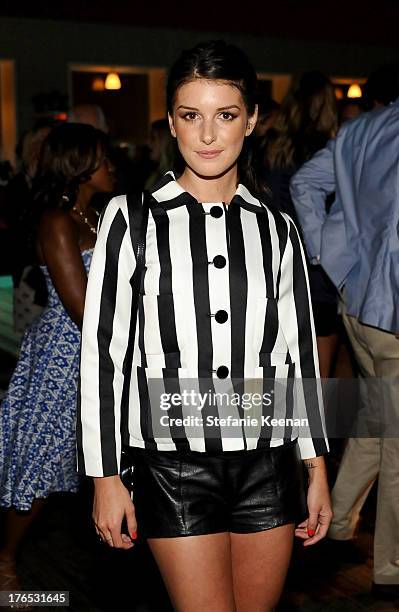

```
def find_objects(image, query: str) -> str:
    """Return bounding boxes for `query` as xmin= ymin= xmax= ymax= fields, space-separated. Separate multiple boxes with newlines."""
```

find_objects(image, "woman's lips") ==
xmin=196 ymin=150 xmax=223 ymax=159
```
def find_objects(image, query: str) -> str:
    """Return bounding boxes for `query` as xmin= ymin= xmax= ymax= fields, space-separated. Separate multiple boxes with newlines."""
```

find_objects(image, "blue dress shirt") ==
xmin=290 ymin=99 xmax=399 ymax=334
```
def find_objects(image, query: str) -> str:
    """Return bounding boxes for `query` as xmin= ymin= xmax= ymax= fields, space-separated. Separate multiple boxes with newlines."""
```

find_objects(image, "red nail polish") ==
xmin=131 ymin=531 xmax=137 ymax=540
xmin=307 ymin=529 xmax=315 ymax=537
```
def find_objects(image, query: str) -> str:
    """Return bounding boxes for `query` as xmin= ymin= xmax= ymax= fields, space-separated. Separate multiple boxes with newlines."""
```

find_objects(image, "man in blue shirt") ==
xmin=290 ymin=70 xmax=399 ymax=596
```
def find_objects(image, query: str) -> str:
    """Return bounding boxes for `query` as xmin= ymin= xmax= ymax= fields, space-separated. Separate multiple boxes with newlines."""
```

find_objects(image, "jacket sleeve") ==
xmin=76 ymin=195 xmax=136 ymax=477
xmin=289 ymin=139 xmax=336 ymax=261
xmin=278 ymin=215 xmax=329 ymax=459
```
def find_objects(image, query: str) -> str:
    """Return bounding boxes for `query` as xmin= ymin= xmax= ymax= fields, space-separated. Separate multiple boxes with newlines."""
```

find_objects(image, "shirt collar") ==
xmin=149 ymin=170 xmax=266 ymax=213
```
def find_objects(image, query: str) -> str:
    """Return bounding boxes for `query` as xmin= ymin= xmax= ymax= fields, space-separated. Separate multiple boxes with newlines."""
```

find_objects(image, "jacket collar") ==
xmin=149 ymin=171 xmax=267 ymax=213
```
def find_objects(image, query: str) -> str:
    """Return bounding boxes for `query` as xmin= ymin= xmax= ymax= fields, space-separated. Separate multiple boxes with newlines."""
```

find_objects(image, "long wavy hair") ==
xmin=33 ymin=122 xmax=108 ymax=213
xmin=263 ymin=72 xmax=338 ymax=169
xmin=167 ymin=40 xmax=270 ymax=201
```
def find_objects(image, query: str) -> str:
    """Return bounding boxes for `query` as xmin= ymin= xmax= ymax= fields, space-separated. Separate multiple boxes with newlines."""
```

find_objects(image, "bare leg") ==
xmin=0 ymin=499 xmax=46 ymax=566
xmin=231 ymin=524 xmax=294 ymax=612
xmin=333 ymin=340 xmax=356 ymax=379
xmin=317 ymin=334 xmax=339 ymax=379
xmin=148 ymin=533 xmax=236 ymax=612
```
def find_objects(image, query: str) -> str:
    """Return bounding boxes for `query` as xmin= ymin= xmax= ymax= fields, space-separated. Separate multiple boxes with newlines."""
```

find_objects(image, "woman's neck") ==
xmin=177 ymin=165 xmax=238 ymax=204
xmin=74 ymin=186 xmax=92 ymax=212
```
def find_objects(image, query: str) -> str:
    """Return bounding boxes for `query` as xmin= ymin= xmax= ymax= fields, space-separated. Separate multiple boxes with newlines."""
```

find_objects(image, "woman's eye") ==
xmin=183 ymin=112 xmax=198 ymax=120
xmin=220 ymin=112 xmax=235 ymax=120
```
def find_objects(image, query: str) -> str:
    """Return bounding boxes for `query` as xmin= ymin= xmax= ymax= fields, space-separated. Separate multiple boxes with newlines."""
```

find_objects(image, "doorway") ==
xmin=69 ymin=64 xmax=166 ymax=147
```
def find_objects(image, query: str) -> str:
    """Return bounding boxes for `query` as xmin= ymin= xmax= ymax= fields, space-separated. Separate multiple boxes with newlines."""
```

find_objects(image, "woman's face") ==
xmin=168 ymin=79 xmax=257 ymax=178
xmin=88 ymin=154 xmax=116 ymax=193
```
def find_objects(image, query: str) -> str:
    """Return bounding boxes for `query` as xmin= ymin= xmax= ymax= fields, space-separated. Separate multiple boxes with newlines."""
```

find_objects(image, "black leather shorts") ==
xmin=129 ymin=441 xmax=306 ymax=539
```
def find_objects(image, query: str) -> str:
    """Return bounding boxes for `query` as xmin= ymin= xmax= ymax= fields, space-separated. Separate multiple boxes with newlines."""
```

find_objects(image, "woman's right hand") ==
xmin=93 ymin=475 xmax=137 ymax=549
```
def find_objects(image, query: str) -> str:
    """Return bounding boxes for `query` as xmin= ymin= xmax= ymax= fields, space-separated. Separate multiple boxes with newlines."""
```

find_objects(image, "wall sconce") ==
xmin=92 ymin=77 xmax=105 ymax=91
xmin=347 ymin=84 xmax=362 ymax=99
xmin=334 ymin=87 xmax=344 ymax=100
xmin=105 ymin=72 xmax=121 ymax=90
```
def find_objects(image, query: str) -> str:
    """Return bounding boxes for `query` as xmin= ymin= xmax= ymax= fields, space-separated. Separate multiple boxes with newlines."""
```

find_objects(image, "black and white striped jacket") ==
xmin=77 ymin=172 xmax=328 ymax=477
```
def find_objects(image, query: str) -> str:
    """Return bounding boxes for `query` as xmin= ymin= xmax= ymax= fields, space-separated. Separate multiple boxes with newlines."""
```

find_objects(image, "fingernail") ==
xmin=131 ymin=531 xmax=137 ymax=540
xmin=307 ymin=529 xmax=315 ymax=537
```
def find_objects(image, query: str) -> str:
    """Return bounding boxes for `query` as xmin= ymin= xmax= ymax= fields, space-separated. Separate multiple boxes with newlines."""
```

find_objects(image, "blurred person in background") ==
xmin=253 ymin=96 xmax=280 ymax=139
xmin=290 ymin=64 xmax=399 ymax=599
xmin=363 ymin=63 xmax=399 ymax=110
xmin=69 ymin=102 xmax=142 ymax=195
xmin=69 ymin=103 xmax=108 ymax=133
xmin=0 ymin=121 xmax=57 ymax=335
xmin=338 ymin=99 xmax=364 ymax=124
xmin=0 ymin=123 xmax=115 ymax=590
xmin=257 ymin=72 xmax=340 ymax=378
xmin=145 ymin=118 xmax=177 ymax=189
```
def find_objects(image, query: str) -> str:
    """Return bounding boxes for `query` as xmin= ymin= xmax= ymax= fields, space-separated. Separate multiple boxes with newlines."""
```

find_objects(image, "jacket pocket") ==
xmin=140 ymin=351 xmax=182 ymax=369
xmin=259 ymin=351 xmax=293 ymax=367
xmin=254 ymin=362 xmax=295 ymax=381
xmin=136 ymin=364 xmax=189 ymax=441
xmin=139 ymin=293 xmax=183 ymax=356
xmin=253 ymin=363 xmax=296 ymax=413
xmin=253 ymin=364 xmax=297 ymax=438
xmin=253 ymin=297 xmax=290 ymax=356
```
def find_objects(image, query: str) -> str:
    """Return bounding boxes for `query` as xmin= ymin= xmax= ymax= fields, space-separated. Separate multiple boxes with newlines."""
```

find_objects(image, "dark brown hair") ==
xmin=263 ymin=71 xmax=338 ymax=169
xmin=167 ymin=40 xmax=270 ymax=201
xmin=33 ymin=122 xmax=108 ymax=211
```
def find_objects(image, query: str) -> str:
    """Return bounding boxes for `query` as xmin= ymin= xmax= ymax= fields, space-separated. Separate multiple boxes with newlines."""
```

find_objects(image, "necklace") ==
xmin=72 ymin=205 xmax=99 ymax=235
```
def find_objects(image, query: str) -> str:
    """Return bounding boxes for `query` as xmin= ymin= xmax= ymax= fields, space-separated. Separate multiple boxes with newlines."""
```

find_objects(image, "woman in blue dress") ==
xmin=0 ymin=122 xmax=115 ymax=589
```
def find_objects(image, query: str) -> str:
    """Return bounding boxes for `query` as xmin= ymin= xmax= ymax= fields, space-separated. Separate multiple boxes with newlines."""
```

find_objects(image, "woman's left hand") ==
xmin=295 ymin=457 xmax=333 ymax=546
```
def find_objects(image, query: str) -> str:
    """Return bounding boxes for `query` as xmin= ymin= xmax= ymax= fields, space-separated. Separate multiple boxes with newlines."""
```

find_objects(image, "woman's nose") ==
xmin=200 ymin=121 xmax=216 ymax=145
xmin=106 ymin=158 xmax=116 ymax=173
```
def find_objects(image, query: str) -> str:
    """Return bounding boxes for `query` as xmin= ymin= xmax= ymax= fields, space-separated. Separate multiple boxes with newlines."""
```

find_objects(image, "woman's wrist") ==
xmin=303 ymin=456 xmax=328 ymax=484
xmin=93 ymin=475 xmax=121 ymax=488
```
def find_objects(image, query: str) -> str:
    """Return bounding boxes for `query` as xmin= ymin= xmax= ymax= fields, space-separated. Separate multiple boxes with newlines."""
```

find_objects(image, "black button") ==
xmin=213 ymin=255 xmax=226 ymax=268
xmin=210 ymin=206 xmax=223 ymax=218
xmin=215 ymin=310 xmax=228 ymax=323
xmin=216 ymin=366 xmax=229 ymax=378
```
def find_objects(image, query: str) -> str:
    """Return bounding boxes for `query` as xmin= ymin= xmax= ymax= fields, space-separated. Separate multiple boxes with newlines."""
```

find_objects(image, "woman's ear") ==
xmin=168 ymin=113 xmax=177 ymax=138
xmin=246 ymin=104 xmax=258 ymax=136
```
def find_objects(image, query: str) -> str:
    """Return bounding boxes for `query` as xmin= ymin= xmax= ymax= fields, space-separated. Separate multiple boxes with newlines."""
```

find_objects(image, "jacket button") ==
xmin=213 ymin=255 xmax=226 ymax=268
xmin=215 ymin=310 xmax=228 ymax=323
xmin=216 ymin=366 xmax=229 ymax=378
xmin=210 ymin=206 xmax=223 ymax=218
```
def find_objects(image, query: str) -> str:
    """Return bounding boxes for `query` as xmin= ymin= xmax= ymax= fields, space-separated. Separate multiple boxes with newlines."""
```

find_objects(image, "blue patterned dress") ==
xmin=0 ymin=249 xmax=93 ymax=511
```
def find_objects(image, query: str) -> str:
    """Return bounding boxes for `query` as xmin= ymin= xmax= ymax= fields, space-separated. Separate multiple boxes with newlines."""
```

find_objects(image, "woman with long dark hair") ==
xmin=258 ymin=72 xmax=340 ymax=379
xmin=0 ymin=123 xmax=115 ymax=590
xmin=78 ymin=42 xmax=331 ymax=611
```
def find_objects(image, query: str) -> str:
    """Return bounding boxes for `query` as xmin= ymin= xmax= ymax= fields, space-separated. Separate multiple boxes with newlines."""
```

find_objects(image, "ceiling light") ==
xmin=105 ymin=72 xmax=121 ymax=90
xmin=347 ymin=84 xmax=362 ymax=99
